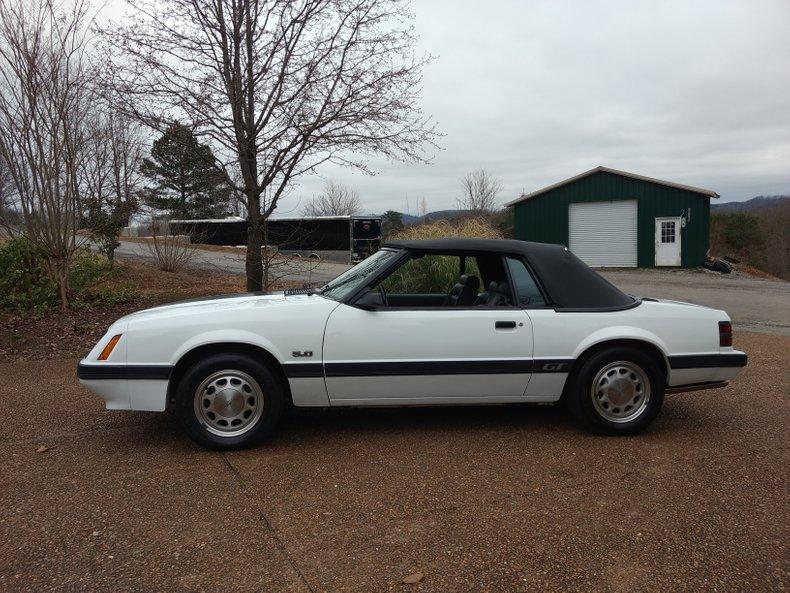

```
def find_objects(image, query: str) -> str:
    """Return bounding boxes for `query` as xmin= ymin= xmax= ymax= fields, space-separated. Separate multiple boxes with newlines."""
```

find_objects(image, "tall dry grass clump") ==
xmin=383 ymin=217 xmax=505 ymax=293
xmin=146 ymin=218 xmax=198 ymax=272
xmin=391 ymin=217 xmax=504 ymax=241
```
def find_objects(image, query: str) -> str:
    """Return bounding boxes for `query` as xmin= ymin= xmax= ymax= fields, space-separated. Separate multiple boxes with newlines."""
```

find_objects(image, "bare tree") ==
xmin=303 ymin=181 xmax=361 ymax=217
xmin=146 ymin=215 xmax=198 ymax=272
xmin=101 ymin=0 xmax=437 ymax=291
xmin=457 ymin=169 xmax=503 ymax=214
xmin=82 ymin=110 xmax=145 ymax=264
xmin=0 ymin=0 xmax=96 ymax=309
xmin=260 ymin=238 xmax=321 ymax=291
xmin=419 ymin=196 xmax=427 ymax=218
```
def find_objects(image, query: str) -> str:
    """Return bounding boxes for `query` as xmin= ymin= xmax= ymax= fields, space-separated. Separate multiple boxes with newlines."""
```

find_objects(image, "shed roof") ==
xmin=504 ymin=166 xmax=719 ymax=207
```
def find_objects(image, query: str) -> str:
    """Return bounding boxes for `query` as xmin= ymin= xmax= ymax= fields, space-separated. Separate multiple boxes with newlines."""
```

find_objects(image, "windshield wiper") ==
xmin=284 ymin=283 xmax=323 ymax=296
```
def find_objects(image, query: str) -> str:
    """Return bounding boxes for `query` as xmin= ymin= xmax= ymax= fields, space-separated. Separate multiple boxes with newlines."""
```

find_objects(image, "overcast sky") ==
xmin=286 ymin=0 xmax=790 ymax=214
xmin=107 ymin=0 xmax=790 ymax=214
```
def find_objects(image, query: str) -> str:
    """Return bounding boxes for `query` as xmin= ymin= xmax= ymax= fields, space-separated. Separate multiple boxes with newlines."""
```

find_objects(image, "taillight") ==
xmin=718 ymin=321 xmax=732 ymax=347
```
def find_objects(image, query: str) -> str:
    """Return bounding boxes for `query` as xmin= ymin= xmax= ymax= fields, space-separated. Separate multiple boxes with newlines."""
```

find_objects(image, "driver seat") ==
xmin=474 ymin=281 xmax=511 ymax=307
xmin=443 ymin=275 xmax=480 ymax=307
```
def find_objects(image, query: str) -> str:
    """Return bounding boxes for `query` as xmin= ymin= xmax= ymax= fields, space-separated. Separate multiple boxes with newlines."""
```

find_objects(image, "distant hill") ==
xmin=711 ymin=195 xmax=789 ymax=213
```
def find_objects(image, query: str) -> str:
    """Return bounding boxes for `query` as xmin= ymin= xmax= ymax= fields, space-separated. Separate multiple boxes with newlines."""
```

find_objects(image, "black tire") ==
xmin=175 ymin=353 xmax=286 ymax=450
xmin=565 ymin=346 xmax=665 ymax=435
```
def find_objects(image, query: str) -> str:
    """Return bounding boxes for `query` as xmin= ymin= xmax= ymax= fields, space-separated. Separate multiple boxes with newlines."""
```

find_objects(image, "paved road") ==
xmin=1 ymin=330 xmax=787 ymax=592
xmin=114 ymin=239 xmax=351 ymax=285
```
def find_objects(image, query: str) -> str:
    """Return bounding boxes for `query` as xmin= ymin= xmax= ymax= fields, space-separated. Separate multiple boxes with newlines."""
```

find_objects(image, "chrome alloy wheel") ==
xmin=194 ymin=370 xmax=264 ymax=437
xmin=591 ymin=361 xmax=651 ymax=423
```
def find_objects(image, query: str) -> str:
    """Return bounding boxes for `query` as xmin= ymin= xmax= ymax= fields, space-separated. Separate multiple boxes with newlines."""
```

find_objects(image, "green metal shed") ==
xmin=506 ymin=166 xmax=719 ymax=268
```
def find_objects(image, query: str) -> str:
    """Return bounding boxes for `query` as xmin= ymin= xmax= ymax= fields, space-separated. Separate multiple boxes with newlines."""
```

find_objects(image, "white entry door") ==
xmin=655 ymin=217 xmax=682 ymax=266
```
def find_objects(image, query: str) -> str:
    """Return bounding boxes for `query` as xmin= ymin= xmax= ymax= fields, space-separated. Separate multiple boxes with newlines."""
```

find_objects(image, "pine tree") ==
xmin=382 ymin=210 xmax=405 ymax=238
xmin=140 ymin=122 xmax=230 ymax=219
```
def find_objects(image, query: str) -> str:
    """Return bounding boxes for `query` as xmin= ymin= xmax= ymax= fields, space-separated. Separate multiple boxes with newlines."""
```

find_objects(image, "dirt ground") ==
xmin=0 ymin=331 xmax=787 ymax=592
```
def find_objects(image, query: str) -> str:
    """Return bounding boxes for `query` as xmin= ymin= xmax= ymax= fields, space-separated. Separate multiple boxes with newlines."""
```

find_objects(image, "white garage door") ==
xmin=568 ymin=200 xmax=638 ymax=267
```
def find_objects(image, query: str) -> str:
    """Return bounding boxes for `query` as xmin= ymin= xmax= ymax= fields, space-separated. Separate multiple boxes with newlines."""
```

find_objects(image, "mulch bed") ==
xmin=0 ymin=259 xmax=254 ymax=363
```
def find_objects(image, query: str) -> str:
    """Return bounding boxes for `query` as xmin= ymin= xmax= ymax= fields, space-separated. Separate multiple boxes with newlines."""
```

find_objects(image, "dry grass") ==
xmin=392 ymin=217 xmax=504 ymax=241
xmin=383 ymin=218 xmax=504 ymax=293
xmin=710 ymin=201 xmax=790 ymax=280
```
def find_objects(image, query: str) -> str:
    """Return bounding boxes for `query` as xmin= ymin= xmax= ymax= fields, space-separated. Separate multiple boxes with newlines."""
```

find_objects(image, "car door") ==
xmin=321 ymin=252 xmax=534 ymax=405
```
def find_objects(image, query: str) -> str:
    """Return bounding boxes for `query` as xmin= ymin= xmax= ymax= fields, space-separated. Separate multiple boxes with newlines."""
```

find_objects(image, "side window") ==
xmin=506 ymin=257 xmax=546 ymax=306
xmin=380 ymin=254 xmax=462 ymax=294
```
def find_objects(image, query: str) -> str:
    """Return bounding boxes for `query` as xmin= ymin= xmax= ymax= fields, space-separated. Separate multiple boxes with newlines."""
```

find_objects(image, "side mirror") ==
xmin=353 ymin=287 xmax=383 ymax=310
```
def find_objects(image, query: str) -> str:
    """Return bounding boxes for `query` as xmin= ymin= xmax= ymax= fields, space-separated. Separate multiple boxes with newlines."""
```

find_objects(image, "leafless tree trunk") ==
xmin=0 ymin=156 xmax=14 ymax=229
xmin=101 ymin=0 xmax=437 ymax=291
xmin=457 ymin=169 xmax=503 ymax=214
xmin=0 ymin=0 xmax=96 ymax=310
xmin=303 ymin=180 xmax=361 ymax=217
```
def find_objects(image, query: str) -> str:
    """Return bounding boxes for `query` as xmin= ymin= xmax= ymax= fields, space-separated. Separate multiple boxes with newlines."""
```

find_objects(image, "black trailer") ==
xmin=170 ymin=215 xmax=382 ymax=262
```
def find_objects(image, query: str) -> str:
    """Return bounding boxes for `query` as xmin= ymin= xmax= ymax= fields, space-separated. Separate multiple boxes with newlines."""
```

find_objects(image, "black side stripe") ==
xmin=77 ymin=364 xmax=172 ymax=380
xmin=282 ymin=363 xmax=324 ymax=378
xmin=283 ymin=359 xmax=574 ymax=378
xmin=668 ymin=353 xmax=747 ymax=369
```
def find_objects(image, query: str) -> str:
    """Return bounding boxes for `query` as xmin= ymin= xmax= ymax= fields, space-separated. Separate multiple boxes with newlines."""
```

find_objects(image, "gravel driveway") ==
xmin=1 ymin=331 xmax=787 ymax=592
xmin=601 ymin=269 xmax=790 ymax=336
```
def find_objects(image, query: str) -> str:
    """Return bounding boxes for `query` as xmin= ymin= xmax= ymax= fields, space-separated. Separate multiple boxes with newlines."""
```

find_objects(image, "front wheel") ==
xmin=175 ymin=353 xmax=286 ymax=450
xmin=566 ymin=347 xmax=665 ymax=435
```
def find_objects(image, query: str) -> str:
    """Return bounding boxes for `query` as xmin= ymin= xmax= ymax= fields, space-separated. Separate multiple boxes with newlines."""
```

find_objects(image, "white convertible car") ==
xmin=78 ymin=239 xmax=747 ymax=449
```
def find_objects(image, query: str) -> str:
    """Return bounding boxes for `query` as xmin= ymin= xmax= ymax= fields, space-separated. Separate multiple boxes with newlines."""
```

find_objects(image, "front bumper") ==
xmin=77 ymin=362 xmax=171 ymax=411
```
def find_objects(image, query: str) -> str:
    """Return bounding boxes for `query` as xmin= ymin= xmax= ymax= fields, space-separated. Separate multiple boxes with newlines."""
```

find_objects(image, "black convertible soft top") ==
xmin=382 ymin=238 xmax=636 ymax=310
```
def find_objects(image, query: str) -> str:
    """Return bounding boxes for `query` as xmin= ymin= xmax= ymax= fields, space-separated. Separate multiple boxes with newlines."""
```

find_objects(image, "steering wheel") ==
xmin=377 ymin=285 xmax=389 ymax=307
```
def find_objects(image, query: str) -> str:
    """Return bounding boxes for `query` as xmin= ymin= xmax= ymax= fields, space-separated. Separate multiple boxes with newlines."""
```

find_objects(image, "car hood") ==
xmin=117 ymin=291 xmax=333 ymax=324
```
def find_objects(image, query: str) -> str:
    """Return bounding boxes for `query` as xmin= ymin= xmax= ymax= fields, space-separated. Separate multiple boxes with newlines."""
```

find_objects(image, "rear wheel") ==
xmin=175 ymin=353 xmax=285 ymax=450
xmin=566 ymin=346 xmax=665 ymax=435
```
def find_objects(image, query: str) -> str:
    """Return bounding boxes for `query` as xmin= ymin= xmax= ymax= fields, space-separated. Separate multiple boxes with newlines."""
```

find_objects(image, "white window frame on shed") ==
xmin=568 ymin=200 xmax=638 ymax=267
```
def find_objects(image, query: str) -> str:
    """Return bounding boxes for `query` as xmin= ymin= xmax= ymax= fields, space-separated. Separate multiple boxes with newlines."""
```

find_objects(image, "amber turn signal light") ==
xmin=98 ymin=334 xmax=122 ymax=360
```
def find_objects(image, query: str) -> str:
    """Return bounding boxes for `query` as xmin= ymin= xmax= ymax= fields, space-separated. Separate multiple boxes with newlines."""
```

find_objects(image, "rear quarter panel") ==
xmin=527 ymin=300 xmax=735 ymax=389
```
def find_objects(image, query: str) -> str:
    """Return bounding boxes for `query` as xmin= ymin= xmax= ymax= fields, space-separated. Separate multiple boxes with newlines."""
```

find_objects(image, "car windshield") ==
xmin=320 ymin=248 xmax=402 ymax=301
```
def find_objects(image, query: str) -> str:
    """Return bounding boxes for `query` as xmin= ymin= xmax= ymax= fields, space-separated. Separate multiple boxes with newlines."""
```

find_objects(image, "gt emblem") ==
xmin=541 ymin=362 xmax=568 ymax=372
xmin=292 ymin=350 xmax=313 ymax=358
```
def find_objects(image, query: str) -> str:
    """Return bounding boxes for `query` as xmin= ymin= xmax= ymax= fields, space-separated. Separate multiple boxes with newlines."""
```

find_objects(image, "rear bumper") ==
xmin=667 ymin=352 xmax=747 ymax=369
xmin=666 ymin=351 xmax=747 ymax=389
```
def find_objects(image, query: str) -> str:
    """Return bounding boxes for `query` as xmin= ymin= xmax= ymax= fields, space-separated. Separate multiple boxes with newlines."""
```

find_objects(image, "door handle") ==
xmin=495 ymin=321 xmax=517 ymax=330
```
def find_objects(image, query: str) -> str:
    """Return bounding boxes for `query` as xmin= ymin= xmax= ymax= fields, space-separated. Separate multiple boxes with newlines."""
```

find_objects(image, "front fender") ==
xmin=169 ymin=329 xmax=286 ymax=366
